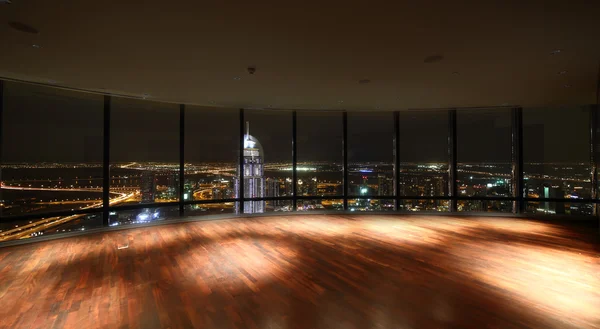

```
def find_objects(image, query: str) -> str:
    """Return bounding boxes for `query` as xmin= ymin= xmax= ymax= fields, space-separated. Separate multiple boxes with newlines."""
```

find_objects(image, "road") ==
xmin=0 ymin=187 xmax=134 ymax=242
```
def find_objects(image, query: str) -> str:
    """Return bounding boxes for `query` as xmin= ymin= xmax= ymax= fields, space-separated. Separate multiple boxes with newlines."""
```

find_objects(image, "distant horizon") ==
xmin=0 ymin=161 xmax=592 ymax=166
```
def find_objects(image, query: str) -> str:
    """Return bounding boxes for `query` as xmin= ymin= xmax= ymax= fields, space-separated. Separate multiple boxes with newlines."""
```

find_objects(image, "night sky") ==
xmin=0 ymin=81 xmax=593 ymax=164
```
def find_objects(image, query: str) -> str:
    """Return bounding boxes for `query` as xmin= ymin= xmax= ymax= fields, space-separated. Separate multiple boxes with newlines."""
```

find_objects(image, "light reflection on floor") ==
xmin=0 ymin=215 xmax=598 ymax=329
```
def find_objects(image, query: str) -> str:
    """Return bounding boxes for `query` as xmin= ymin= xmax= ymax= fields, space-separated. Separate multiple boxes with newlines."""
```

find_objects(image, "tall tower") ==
xmin=235 ymin=122 xmax=265 ymax=213
xmin=140 ymin=171 xmax=156 ymax=203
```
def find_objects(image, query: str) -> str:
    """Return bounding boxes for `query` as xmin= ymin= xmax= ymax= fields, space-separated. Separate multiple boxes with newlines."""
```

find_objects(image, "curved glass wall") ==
xmin=457 ymin=108 xmax=513 ymax=212
xmin=398 ymin=110 xmax=449 ymax=212
xmin=296 ymin=111 xmax=343 ymax=210
xmin=1 ymin=79 xmax=596 ymax=244
xmin=184 ymin=106 xmax=238 ymax=215
xmin=242 ymin=110 xmax=293 ymax=213
xmin=523 ymin=106 xmax=593 ymax=215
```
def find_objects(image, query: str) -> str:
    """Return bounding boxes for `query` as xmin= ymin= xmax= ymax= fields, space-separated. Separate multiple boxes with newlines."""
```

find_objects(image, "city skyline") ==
xmin=0 ymin=82 xmax=598 ymax=241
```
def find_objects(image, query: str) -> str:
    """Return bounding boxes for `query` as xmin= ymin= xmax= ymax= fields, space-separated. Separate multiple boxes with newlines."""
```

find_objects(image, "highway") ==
xmin=0 ymin=188 xmax=134 ymax=242
xmin=0 ymin=184 xmax=103 ymax=193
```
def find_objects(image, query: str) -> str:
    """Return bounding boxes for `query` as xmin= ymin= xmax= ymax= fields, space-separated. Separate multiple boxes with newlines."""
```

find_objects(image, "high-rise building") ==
xmin=266 ymin=178 xmax=280 ymax=198
xmin=140 ymin=171 xmax=156 ymax=203
xmin=234 ymin=122 xmax=265 ymax=214
xmin=542 ymin=184 xmax=564 ymax=214
xmin=378 ymin=174 xmax=393 ymax=196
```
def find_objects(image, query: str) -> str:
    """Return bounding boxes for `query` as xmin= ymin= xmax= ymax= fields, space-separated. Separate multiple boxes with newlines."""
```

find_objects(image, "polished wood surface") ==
xmin=0 ymin=215 xmax=599 ymax=329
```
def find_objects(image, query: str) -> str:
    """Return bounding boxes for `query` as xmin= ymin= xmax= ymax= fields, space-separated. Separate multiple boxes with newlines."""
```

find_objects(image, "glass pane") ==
xmin=265 ymin=200 xmax=293 ymax=212
xmin=457 ymin=200 xmax=512 ymax=212
xmin=398 ymin=110 xmax=448 ymax=197
xmin=347 ymin=198 xmax=395 ymax=211
xmin=184 ymin=106 xmax=238 ymax=202
xmin=110 ymin=98 xmax=180 ymax=207
xmin=525 ymin=201 xmax=594 ymax=216
xmin=457 ymin=109 xmax=512 ymax=198
xmin=297 ymin=199 xmax=344 ymax=211
xmin=348 ymin=112 xmax=394 ymax=196
xmin=398 ymin=200 xmax=449 ymax=212
xmin=241 ymin=110 xmax=292 ymax=214
xmin=1 ymin=82 xmax=103 ymax=219
xmin=296 ymin=111 xmax=343 ymax=197
xmin=108 ymin=206 xmax=179 ymax=227
xmin=184 ymin=203 xmax=236 ymax=217
xmin=0 ymin=211 xmax=103 ymax=242
xmin=523 ymin=107 xmax=591 ymax=200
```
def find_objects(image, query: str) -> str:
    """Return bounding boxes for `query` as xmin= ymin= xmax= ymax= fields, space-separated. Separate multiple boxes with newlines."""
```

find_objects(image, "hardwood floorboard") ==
xmin=0 ymin=215 xmax=598 ymax=329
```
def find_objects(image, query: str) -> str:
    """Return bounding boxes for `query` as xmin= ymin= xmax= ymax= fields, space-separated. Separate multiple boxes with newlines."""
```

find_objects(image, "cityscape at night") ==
xmin=1 ymin=81 xmax=593 ymax=243
xmin=0 ymin=158 xmax=594 ymax=241
xmin=1 ymin=2 xmax=600 ymax=328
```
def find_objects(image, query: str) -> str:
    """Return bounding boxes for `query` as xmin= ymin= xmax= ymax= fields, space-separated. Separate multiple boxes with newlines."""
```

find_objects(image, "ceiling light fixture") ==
xmin=233 ymin=76 xmax=241 ymax=80
xmin=8 ymin=21 xmax=39 ymax=34
xmin=338 ymin=100 xmax=344 ymax=103
xmin=452 ymin=71 xmax=460 ymax=75
xmin=32 ymin=44 xmax=41 ymax=49
xmin=558 ymin=70 xmax=567 ymax=75
xmin=424 ymin=54 xmax=444 ymax=63
xmin=564 ymin=84 xmax=571 ymax=88
xmin=550 ymin=49 xmax=562 ymax=55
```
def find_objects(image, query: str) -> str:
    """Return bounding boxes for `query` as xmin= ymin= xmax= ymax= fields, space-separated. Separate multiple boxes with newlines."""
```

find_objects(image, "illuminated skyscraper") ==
xmin=140 ymin=171 xmax=156 ymax=203
xmin=235 ymin=122 xmax=265 ymax=213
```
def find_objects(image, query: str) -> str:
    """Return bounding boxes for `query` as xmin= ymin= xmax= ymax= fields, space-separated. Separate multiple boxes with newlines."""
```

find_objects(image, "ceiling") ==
xmin=0 ymin=0 xmax=599 ymax=110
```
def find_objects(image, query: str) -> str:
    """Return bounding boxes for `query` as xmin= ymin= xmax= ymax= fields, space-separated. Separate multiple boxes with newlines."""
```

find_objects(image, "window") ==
xmin=296 ymin=111 xmax=343 ymax=207
xmin=184 ymin=203 xmax=236 ymax=217
xmin=110 ymin=98 xmax=179 ymax=208
xmin=108 ymin=206 xmax=179 ymax=227
xmin=242 ymin=110 xmax=292 ymax=213
xmin=347 ymin=199 xmax=395 ymax=212
xmin=347 ymin=112 xmax=395 ymax=208
xmin=457 ymin=108 xmax=512 ymax=212
xmin=0 ymin=82 xmax=104 ymax=241
xmin=184 ymin=106 xmax=238 ymax=213
xmin=399 ymin=200 xmax=449 ymax=212
xmin=297 ymin=199 xmax=343 ymax=211
xmin=523 ymin=107 xmax=591 ymax=215
xmin=398 ymin=110 xmax=449 ymax=203
xmin=1 ymin=83 xmax=104 ymax=217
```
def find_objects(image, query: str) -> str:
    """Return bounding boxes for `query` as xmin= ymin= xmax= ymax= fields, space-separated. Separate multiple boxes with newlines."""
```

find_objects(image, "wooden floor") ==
xmin=0 ymin=215 xmax=599 ymax=329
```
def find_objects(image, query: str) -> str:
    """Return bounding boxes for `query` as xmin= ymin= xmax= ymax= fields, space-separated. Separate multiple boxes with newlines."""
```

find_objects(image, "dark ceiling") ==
xmin=1 ymin=0 xmax=599 ymax=110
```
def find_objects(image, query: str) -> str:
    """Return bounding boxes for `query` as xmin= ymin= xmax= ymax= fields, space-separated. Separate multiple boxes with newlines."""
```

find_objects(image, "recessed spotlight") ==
xmin=358 ymin=79 xmax=371 ymax=84
xmin=550 ymin=49 xmax=562 ymax=55
xmin=558 ymin=70 xmax=567 ymax=75
xmin=233 ymin=76 xmax=241 ymax=80
xmin=424 ymin=54 xmax=444 ymax=63
xmin=338 ymin=100 xmax=344 ymax=103
xmin=32 ymin=44 xmax=41 ymax=49
xmin=564 ymin=84 xmax=571 ymax=88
